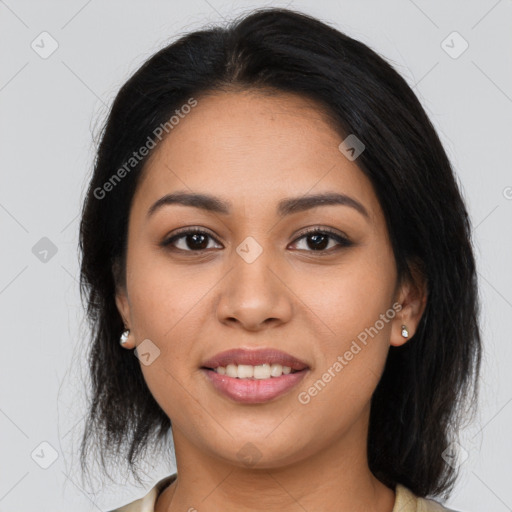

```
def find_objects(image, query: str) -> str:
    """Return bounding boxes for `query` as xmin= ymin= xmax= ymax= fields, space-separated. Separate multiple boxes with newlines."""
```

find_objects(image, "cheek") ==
xmin=292 ymin=244 xmax=396 ymax=393
xmin=126 ymin=247 xmax=209 ymax=338
xmin=295 ymin=246 xmax=396 ymax=341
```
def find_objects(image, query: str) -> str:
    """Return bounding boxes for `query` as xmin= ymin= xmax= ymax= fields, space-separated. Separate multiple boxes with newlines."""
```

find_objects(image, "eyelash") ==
xmin=160 ymin=226 xmax=352 ymax=255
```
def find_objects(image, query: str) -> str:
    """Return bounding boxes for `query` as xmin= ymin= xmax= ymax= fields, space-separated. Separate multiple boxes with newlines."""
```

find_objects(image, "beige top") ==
xmin=108 ymin=473 xmax=460 ymax=512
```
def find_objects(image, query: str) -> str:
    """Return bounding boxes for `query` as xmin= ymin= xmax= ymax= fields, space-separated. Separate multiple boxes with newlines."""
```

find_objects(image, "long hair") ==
xmin=78 ymin=7 xmax=481 ymax=498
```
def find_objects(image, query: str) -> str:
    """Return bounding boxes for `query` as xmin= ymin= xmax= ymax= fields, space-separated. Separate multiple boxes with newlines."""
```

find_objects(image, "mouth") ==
xmin=200 ymin=348 xmax=309 ymax=404
xmin=201 ymin=347 xmax=309 ymax=373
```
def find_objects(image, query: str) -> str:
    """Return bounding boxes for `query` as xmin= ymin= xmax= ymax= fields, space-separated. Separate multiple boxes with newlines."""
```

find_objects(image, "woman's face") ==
xmin=115 ymin=90 xmax=422 ymax=469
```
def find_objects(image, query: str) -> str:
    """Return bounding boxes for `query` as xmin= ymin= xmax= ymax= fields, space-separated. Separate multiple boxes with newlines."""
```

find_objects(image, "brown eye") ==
xmin=161 ymin=229 xmax=222 ymax=252
xmin=290 ymin=228 xmax=352 ymax=253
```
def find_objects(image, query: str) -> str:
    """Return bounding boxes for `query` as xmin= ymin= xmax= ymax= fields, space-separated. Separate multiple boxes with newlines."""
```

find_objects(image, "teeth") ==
xmin=214 ymin=363 xmax=295 ymax=378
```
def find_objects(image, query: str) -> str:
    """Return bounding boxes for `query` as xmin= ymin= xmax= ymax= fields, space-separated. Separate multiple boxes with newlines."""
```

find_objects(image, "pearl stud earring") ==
xmin=120 ymin=329 xmax=130 ymax=346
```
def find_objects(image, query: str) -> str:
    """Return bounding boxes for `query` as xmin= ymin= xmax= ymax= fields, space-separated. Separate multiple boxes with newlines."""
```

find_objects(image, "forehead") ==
xmin=133 ymin=90 xmax=381 ymax=224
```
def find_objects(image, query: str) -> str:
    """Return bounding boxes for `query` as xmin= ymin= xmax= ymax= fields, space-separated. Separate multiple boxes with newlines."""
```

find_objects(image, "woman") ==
xmin=78 ymin=7 xmax=481 ymax=512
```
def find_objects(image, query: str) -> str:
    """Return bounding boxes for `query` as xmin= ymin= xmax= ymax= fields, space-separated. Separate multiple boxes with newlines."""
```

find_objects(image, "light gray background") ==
xmin=1 ymin=0 xmax=511 ymax=510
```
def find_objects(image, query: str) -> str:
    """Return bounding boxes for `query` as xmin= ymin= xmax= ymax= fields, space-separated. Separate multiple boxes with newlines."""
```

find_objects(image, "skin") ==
xmin=115 ymin=89 xmax=427 ymax=512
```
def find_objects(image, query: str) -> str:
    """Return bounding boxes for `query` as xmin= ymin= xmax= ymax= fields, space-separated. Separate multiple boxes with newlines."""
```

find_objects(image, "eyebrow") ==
xmin=147 ymin=191 xmax=370 ymax=220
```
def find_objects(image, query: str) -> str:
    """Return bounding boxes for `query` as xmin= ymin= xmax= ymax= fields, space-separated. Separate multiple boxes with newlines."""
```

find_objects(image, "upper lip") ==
xmin=201 ymin=348 xmax=309 ymax=371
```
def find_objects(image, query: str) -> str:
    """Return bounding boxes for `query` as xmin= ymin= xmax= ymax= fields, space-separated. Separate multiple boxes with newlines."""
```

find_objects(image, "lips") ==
xmin=202 ymin=368 xmax=308 ymax=404
xmin=201 ymin=348 xmax=309 ymax=372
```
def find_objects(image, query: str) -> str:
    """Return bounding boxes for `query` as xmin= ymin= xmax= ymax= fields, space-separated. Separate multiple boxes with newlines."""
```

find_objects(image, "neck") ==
xmin=155 ymin=408 xmax=395 ymax=512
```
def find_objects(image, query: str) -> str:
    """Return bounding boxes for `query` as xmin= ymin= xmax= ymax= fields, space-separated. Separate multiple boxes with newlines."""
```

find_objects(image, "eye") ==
xmin=290 ymin=227 xmax=352 ymax=253
xmin=161 ymin=227 xmax=222 ymax=252
xmin=161 ymin=226 xmax=352 ymax=254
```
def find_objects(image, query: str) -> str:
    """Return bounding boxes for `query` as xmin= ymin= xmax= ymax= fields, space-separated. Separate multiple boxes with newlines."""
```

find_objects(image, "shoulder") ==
xmin=394 ymin=483 xmax=464 ymax=512
xmin=107 ymin=473 xmax=177 ymax=512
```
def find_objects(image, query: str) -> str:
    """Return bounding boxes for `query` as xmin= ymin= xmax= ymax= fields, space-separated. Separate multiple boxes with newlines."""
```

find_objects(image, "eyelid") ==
xmin=166 ymin=225 xmax=217 ymax=239
xmin=293 ymin=225 xmax=350 ymax=241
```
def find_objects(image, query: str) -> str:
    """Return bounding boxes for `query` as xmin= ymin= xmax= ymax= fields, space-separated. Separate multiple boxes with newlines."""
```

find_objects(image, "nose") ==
xmin=215 ymin=246 xmax=293 ymax=331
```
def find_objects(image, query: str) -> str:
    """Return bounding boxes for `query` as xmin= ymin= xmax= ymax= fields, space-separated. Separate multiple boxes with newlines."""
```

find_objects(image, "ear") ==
xmin=390 ymin=259 xmax=428 ymax=347
xmin=115 ymin=288 xmax=131 ymax=329
xmin=113 ymin=258 xmax=134 ymax=348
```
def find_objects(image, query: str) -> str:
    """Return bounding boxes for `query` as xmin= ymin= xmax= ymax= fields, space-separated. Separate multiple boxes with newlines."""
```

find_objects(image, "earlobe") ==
xmin=115 ymin=290 xmax=135 ymax=349
xmin=390 ymin=317 xmax=411 ymax=347
xmin=113 ymin=258 xmax=135 ymax=348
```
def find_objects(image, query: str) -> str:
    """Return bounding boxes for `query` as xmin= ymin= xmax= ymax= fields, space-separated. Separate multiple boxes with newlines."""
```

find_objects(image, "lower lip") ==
xmin=201 ymin=368 xmax=308 ymax=404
